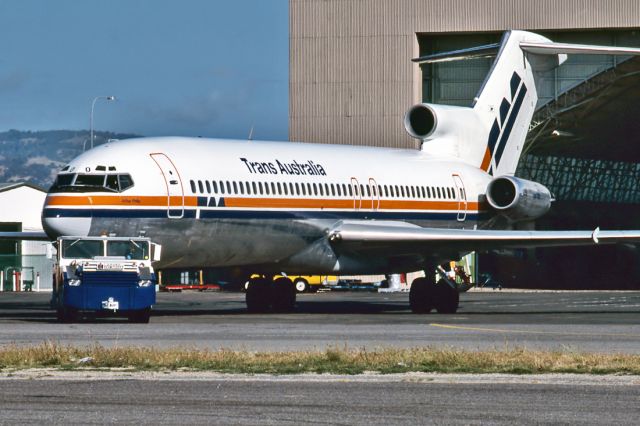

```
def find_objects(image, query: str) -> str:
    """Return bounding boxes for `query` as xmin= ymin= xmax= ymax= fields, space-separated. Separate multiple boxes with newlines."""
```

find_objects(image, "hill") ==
xmin=0 ymin=130 xmax=139 ymax=189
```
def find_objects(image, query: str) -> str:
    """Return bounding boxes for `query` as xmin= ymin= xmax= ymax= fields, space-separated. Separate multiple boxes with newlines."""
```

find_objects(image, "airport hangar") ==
xmin=289 ymin=0 xmax=640 ymax=289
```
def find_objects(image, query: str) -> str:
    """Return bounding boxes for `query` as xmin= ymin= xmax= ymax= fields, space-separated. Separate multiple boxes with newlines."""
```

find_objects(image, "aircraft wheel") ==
xmin=433 ymin=279 xmax=459 ymax=314
xmin=272 ymin=277 xmax=296 ymax=312
xmin=128 ymin=308 xmax=151 ymax=323
xmin=245 ymin=277 xmax=271 ymax=313
xmin=409 ymin=277 xmax=435 ymax=313
xmin=58 ymin=306 xmax=78 ymax=323
xmin=294 ymin=278 xmax=309 ymax=293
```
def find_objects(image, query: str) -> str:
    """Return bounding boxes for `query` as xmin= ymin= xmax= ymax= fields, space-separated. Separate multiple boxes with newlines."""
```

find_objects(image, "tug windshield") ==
xmin=61 ymin=239 xmax=103 ymax=259
xmin=106 ymin=239 xmax=149 ymax=260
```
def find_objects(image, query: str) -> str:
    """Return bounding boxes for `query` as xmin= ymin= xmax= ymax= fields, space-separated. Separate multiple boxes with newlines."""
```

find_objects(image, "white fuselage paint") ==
xmin=42 ymin=137 xmax=494 ymax=275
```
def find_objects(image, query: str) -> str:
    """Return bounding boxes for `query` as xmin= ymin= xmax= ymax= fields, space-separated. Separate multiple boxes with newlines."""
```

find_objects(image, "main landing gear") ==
xmin=245 ymin=276 xmax=296 ymax=313
xmin=409 ymin=275 xmax=459 ymax=314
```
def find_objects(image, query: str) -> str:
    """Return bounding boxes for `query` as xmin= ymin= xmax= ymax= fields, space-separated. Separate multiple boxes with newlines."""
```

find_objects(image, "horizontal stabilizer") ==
xmin=520 ymin=41 xmax=640 ymax=56
xmin=0 ymin=231 xmax=50 ymax=241
xmin=412 ymin=43 xmax=500 ymax=64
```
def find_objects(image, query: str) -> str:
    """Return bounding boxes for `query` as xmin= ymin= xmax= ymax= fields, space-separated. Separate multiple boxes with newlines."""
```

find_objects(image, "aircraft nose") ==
xmin=41 ymin=196 xmax=92 ymax=237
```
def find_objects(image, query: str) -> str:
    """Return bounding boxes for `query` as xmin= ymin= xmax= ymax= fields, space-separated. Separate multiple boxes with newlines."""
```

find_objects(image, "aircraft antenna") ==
xmin=248 ymin=125 xmax=254 ymax=141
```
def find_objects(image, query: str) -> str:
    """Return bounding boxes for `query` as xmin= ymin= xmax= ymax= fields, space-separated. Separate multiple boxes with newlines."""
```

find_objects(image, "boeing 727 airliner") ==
xmin=15 ymin=31 xmax=640 ymax=313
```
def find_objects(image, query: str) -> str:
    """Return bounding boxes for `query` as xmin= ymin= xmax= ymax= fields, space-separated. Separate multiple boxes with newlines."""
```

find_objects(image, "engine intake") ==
xmin=404 ymin=104 xmax=437 ymax=139
xmin=486 ymin=176 xmax=553 ymax=222
xmin=403 ymin=103 xmax=482 ymax=142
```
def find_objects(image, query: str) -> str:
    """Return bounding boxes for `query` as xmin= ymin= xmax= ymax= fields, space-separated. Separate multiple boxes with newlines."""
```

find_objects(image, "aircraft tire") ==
xmin=433 ymin=279 xmax=459 ymax=314
xmin=409 ymin=277 xmax=435 ymax=314
xmin=294 ymin=278 xmax=309 ymax=293
xmin=128 ymin=308 xmax=151 ymax=323
xmin=58 ymin=306 xmax=78 ymax=323
xmin=245 ymin=277 xmax=271 ymax=313
xmin=272 ymin=277 xmax=296 ymax=312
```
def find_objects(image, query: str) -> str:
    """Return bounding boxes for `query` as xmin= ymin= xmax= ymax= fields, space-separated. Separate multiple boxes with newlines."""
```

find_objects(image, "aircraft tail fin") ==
xmin=409 ymin=30 xmax=640 ymax=176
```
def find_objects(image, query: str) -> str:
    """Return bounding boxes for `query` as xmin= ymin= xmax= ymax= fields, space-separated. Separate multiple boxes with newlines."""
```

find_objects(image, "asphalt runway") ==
xmin=1 ymin=372 xmax=639 ymax=425
xmin=0 ymin=290 xmax=639 ymax=353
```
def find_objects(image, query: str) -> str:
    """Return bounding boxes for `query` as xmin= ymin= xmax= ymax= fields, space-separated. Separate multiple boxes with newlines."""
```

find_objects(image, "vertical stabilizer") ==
xmin=471 ymin=31 xmax=559 ymax=176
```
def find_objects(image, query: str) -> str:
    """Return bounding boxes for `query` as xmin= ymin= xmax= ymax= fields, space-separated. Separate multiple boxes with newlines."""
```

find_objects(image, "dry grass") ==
xmin=0 ymin=342 xmax=639 ymax=374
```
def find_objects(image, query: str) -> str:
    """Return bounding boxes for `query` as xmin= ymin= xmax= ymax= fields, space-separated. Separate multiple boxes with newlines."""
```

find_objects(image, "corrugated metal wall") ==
xmin=289 ymin=0 xmax=640 ymax=148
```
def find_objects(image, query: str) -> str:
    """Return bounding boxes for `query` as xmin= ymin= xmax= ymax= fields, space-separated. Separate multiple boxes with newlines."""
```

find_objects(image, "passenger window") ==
xmin=411 ymin=186 xmax=415 ymax=198
xmin=336 ymin=184 xmax=341 ymax=196
xmin=277 ymin=182 xmax=282 ymax=195
xmin=313 ymin=183 xmax=318 ymax=195
xmin=252 ymin=182 xmax=257 ymax=194
xmin=295 ymin=183 xmax=300 ymax=195
xmin=264 ymin=182 xmax=270 ymax=195
xmin=366 ymin=185 xmax=371 ymax=197
xmin=198 ymin=181 xmax=204 ymax=193
xmin=271 ymin=182 xmax=276 ymax=195
xmin=258 ymin=182 xmax=264 ymax=194
xmin=190 ymin=180 xmax=196 ymax=194
xmin=319 ymin=184 xmax=324 ymax=196
xmin=226 ymin=181 xmax=232 ymax=194
xmin=239 ymin=182 xmax=244 ymax=195
xmin=437 ymin=187 xmax=441 ymax=198
xmin=232 ymin=182 xmax=238 ymax=194
xmin=219 ymin=181 xmax=225 ymax=194
xmin=205 ymin=181 xmax=211 ymax=194
xmin=245 ymin=181 xmax=251 ymax=195
xmin=347 ymin=185 xmax=352 ymax=196
xmin=212 ymin=181 xmax=218 ymax=194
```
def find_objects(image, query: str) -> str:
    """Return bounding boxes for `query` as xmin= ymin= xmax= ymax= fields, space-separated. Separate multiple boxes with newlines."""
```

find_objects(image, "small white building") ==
xmin=0 ymin=182 xmax=51 ymax=291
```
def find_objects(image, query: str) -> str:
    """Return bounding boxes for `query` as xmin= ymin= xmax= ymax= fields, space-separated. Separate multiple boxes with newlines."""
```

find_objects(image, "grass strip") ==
xmin=0 ymin=342 xmax=639 ymax=374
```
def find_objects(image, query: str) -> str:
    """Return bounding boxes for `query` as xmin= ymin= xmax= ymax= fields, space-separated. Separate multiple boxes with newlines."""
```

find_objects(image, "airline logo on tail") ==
xmin=481 ymin=71 xmax=528 ymax=175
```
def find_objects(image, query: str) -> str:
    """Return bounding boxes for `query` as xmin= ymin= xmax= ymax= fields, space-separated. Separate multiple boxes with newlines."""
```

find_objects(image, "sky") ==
xmin=0 ymin=0 xmax=289 ymax=140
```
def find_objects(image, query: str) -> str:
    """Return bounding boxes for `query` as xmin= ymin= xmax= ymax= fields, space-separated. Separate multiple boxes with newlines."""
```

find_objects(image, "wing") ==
xmin=0 ymin=231 xmax=50 ymax=241
xmin=327 ymin=220 xmax=640 ymax=258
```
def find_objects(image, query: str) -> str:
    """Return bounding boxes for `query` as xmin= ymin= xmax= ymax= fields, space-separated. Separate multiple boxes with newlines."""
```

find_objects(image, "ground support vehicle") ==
xmin=51 ymin=236 xmax=160 ymax=323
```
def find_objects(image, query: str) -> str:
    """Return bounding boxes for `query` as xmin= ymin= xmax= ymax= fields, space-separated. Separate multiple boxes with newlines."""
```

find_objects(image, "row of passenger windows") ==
xmin=189 ymin=179 xmax=464 ymax=200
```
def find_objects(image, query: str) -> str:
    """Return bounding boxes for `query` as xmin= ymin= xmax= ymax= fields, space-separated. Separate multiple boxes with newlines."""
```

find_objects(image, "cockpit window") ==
xmin=75 ymin=174 xmax=106 ymax=186
xmin=49 ymin=173 xmax=135 ymax=193
xmin=53 ymin=174 xmax=75 ymax=187
xmin=119 ymin=174 xmax=134 ymax=191
xmin=105 ymin=174 xmax=119 ymax=191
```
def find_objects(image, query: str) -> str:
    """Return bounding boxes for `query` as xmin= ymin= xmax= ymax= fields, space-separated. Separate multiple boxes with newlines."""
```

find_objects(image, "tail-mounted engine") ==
xmin=403 ymin=103 xmax=481 ymax=141
xmin=486 ymin=176 xmax=553 ymax=222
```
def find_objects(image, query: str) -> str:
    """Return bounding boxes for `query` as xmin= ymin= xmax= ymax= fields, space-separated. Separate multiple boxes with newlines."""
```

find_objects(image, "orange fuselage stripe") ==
xmin=45 ymin=195 xmax=482 ymax=212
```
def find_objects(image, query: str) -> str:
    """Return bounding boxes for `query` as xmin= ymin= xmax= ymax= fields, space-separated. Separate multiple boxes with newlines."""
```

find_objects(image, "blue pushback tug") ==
xmin=51 ymin=236 xmax=161 ymax=323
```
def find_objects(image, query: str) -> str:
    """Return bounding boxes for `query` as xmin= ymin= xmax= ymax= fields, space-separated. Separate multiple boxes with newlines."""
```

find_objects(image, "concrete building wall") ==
xmin=289 ymin=0 xmax=640 ymax=148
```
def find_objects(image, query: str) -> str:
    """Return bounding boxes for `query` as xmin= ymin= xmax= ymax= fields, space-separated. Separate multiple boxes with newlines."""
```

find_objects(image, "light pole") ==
xmin=90 ymin=95 xmax=116 ymax=149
